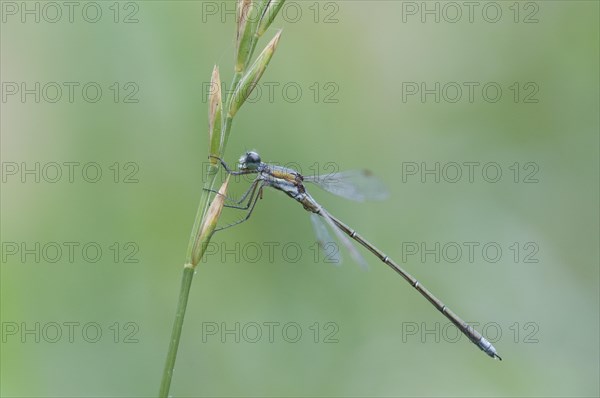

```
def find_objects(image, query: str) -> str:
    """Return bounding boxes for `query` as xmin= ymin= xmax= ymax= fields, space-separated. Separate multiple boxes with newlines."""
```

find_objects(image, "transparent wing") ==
xmin=304 ymin=170 xmax=389 ymax=202
xmin=310 ymin=213 xmax=341 ymax=265
xmin=312 ymin=210 xmax=369 ymax=270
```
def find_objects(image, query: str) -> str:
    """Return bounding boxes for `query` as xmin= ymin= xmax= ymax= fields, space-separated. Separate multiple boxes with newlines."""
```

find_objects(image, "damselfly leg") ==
xmin=212 ymin=181 xmax=265 ymax=231
xmin=204 ymin=178 xmax=265 ymax=232
xmin=204 ymin=178 xmax=261 ymax=208
xmin=208 ymin=155 xmax=251 ymax=176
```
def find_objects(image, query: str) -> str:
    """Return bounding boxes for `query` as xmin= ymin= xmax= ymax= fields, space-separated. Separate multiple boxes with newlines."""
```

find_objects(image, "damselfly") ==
xmin=209 ymin=151 xmax=502 ymax=360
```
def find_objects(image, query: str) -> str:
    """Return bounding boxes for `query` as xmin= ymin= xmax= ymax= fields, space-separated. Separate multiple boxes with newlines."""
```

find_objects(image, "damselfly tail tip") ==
xmin=494 ymin=353 xmax=502 ymax=361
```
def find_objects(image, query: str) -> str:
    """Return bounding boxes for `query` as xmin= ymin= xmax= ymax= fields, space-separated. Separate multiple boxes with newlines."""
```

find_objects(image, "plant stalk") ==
xmin=159 ymin=266 xmax=194 ymax=398
xmin=159 ymin=9 xmax=284 ymax=395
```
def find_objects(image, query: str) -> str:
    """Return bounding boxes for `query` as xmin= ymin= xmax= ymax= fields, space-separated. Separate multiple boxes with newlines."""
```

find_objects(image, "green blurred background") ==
xmin=1 ymin=1 xmax=598 ymax=396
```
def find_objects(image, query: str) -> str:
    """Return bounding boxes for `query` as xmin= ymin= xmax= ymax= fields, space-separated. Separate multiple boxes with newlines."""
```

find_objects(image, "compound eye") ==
xmin=247 ymin=151 xmax=261 ymax=164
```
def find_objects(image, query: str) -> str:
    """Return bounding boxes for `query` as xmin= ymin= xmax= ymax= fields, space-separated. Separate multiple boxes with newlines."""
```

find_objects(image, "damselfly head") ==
xmin=238 ymin=151 xmax=261 ymax=170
